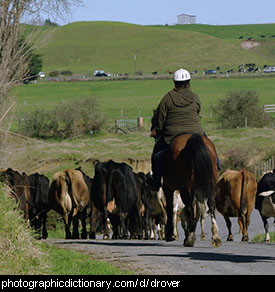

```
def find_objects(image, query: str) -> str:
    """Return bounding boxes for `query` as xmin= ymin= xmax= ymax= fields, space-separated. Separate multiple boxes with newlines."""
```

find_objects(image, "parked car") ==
xmin=38 ymin=72 xmax=45 ymax=78
xmin=93 ymin=70 xmax=107 ymax=77
xmin=204 ymin=69 xmax=217 ymax=75
xmin=263 ymin=67 xmax=275 ymax=73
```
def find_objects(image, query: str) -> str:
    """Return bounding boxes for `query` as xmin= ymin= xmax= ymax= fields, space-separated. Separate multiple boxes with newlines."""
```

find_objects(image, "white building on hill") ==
xmin=177 ymin=14 xmax=196 ymax=25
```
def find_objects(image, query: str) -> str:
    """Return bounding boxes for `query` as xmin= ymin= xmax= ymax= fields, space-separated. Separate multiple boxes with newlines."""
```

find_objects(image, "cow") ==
xmin=0 ymin=168 xmax=31 ymax=220
xmin=90 ymin=161 xmax=110 ymax=239
xmin=75 ymin=167 xmax=96 ymax=239
xmin=177 ymin=194 xmax=209 ymax=241
xmin=255 ymin=170 xmax=275 ymax=242
xmin=158 ymin=188 xmax=209 ymax=241
xmin=134 ymin=172 xmax=150 ymax=239
xmin=48 ymin=169 xmax=90 ymax=239
xmin=147 ymin=184 xmax=167 ymax=240
xmin=216 ymin=169 xmax=257 ymax=241
xmin=105 ymin=160 xmax=142 ymax=239
xmin=28 ymin=172 xmax=50 ymax=239
xmin=91 ymin=160 xmax=142 ymax=240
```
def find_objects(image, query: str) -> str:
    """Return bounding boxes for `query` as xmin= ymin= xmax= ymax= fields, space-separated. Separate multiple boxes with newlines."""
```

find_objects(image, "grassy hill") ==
xmin=37 ymin=21 xmax=275 ymax=75
xmin=151 ymin=23 xmax=275 ymax=40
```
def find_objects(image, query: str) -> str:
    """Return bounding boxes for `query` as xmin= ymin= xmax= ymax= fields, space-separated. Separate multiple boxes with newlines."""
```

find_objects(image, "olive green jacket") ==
xmin=154 ymin=87 xmax=203 ymax=144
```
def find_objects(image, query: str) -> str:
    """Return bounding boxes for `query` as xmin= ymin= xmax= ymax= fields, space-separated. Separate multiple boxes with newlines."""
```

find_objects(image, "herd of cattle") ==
xmin=1 ymin=160 xmax=275 ymax=244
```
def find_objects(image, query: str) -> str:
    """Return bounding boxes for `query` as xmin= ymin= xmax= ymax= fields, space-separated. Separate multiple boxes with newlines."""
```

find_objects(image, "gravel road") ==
xmin=47 ymin=210 xmax=275 ymax=275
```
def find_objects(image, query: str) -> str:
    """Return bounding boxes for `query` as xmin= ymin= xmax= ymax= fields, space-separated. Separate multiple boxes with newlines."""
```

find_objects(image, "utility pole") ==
xmin=134 ymin=53 xmax=137 ymax=75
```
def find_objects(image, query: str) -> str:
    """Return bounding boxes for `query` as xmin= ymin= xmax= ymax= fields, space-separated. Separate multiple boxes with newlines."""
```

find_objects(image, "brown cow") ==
xmin=216 ymin=169 xmax=257 ymax=241
xmin=48 ymin=169 xmax=90 ymax=239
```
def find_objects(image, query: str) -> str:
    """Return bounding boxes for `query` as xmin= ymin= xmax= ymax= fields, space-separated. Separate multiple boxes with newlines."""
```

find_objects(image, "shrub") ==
xmin=20 ymin=108 xmax=58 ymax=138
xmin=54 ymin=98 xmax=105 ymax=139
xmin=213 ymin=90 xmax=271 ymax=129
xmin=220 ymin=147 xmax=251 ymax=173
xmin=60 ymin=70 xmax=73 ymax=76
xmin=49 ymin=70 xmax=59 ymax=77
xmin=19 ymin=97 xmax=105 ymax=139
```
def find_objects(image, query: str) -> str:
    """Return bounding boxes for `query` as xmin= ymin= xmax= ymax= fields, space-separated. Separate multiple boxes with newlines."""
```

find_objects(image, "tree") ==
xmin=0 ymin=0 xmax=83 ymax=165
xmin=213 ymin=90 xmax=271 ymax=129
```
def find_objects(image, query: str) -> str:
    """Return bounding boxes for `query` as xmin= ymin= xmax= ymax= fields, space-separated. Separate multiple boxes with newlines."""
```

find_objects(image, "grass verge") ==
xmin=0 ymin=184 xmax=132 ymax=275
xmin=252 ymin=232 xmax=275 ymax=243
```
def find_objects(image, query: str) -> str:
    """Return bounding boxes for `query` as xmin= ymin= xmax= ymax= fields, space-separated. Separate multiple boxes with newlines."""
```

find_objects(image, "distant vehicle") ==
xmin=93 ymin=70 xmax=108 ymax=77
xmin=38 ymin=72 xmax=45 ymax=78
xmin=263 ymin=67 xmax=275 ymax=73
xmin=204 ymin=69 xmax=216 ymax=75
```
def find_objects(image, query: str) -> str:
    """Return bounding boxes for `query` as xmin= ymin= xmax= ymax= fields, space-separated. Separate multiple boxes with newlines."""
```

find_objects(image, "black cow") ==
xmin=134 ymin=172 xmax=152 ymax=239
xmin=255 ymin=170 xmax=275 ymax=242
xmin=28 ymin=173 xmax=50 ymax=239
xmin=91 ymin=160 xmax=142 ymax=239
xmin=90 ymin=161 xmax=109 ymax=239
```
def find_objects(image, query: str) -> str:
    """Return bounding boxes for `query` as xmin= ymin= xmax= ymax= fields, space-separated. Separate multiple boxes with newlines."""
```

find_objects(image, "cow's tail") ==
xmin=240 ymin=169 xmax=248 ymax=215
xmin=65 ymin=170 xmax=77 ymax=214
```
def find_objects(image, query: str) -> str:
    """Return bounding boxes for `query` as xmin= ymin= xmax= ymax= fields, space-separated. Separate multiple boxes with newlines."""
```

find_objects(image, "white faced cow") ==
xmin=255 ymin=170 xmax=275 ymax=242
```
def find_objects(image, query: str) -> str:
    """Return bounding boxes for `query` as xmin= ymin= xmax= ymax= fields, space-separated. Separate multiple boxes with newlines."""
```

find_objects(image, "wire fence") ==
xmin=253 ymin=157 xmax=275 ymax=179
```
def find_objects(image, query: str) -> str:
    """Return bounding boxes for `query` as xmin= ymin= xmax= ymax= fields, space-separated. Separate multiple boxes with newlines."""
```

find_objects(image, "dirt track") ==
xmin=46 ymin=210 xmax=275 ymax=275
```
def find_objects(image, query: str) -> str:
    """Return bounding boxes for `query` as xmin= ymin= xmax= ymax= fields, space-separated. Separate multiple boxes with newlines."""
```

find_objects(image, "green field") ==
xmin=36 ymin=22 xmax=275 ymax=75
xmin=152 ymin=23 xmax=275 ymax=40
xmin=13 ymin=77 xmax=275 ymax=127
xmin=7 ymin=77 xmax=274 ymax=179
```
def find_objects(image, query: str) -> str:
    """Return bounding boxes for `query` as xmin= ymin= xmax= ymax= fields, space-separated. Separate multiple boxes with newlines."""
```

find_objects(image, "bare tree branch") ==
xmin=0 ymin=0 xmax=83 ymax=165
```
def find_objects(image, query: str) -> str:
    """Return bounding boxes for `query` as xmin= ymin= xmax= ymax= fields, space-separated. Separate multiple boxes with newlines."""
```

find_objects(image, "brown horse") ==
xmin=162 ymin=133 xmax=222 ymax=247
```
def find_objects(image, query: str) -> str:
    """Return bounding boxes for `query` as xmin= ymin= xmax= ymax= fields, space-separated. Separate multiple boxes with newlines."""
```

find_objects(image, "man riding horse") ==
xmin=148 ymin=68 xmax=205 ymax=190
xmin=147 ymin=68 xmax=222 ymax=247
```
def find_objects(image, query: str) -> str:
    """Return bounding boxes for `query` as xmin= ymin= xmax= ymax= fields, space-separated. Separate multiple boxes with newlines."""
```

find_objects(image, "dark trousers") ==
xmin=151 ymin=136 xmax=169 ymax=185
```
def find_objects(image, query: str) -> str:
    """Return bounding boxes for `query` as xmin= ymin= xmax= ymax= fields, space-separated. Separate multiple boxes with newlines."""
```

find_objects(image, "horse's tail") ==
xmin=184 ymin=134 xmax=216 ymax=204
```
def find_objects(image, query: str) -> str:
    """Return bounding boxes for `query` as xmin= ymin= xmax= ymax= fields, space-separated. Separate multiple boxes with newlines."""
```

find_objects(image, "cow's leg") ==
xmin=42 ymin=213 xmax=48 ymax=239
xmin=63 ymin=212 xmax=72 ymax=239
xmin=241 ymin=213 xmax=249 ymax=242
xmin=120 ymin=212 xmax=129 ymax=239
xmin=72 ymin=214 xmax=80 ymax=239
xmin=224 ymin=215 xmax=233 ymax=241
xmin=103 ymin=208 xmax=110 ymax=240
xmin=200 ymin=215 xmax=206 ymax=241
xmin=163 ymin=186 xmax=175 ymax=242
xmin=179 ymin=209 xmax=188 ymax=240
xmin=89 ymin=207 xmax=99 ymax=239
xmin=261 ymin=215 xmax=270 ymax=242
xmin=149 ymin=219 xmax=156 ymax=240
xmin=80 ymin=209 xmax=88 ymax=239
xmin=173 ymin=202 xmax=179 ymax=240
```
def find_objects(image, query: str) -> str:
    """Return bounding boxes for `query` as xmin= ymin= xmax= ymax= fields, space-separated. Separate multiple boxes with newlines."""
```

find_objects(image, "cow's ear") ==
xmin=93 ymin=159 xmax=100 ymax=166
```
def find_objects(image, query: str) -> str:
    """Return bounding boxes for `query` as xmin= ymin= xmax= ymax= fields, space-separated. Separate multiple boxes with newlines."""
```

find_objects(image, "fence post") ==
xmin=137 ymin=117 xmax=143 ymax=128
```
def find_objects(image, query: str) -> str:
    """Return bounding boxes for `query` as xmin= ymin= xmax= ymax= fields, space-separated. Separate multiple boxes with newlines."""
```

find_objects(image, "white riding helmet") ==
xmin=174 ymin=68 xmax=191 ymax=81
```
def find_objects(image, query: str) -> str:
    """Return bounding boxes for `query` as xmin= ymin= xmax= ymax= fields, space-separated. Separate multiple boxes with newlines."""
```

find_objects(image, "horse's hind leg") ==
xmin=183 ymin=204 xmax=197 ymax=247
xmin=211 ymin=213 xmax=222 ymax=247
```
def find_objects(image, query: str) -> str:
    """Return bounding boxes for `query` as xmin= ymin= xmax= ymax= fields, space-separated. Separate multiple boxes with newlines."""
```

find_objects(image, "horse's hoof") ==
xmin=211 ymin=237 xmax=222 ymax=248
